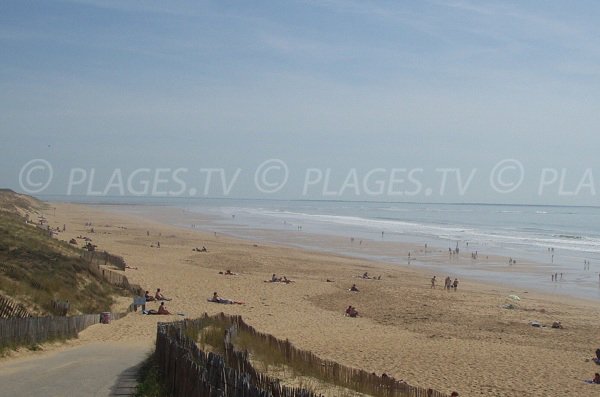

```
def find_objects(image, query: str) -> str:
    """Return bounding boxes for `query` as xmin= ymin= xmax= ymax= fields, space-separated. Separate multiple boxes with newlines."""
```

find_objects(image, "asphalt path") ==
xmin=0 ymin=342 xmax=150 ymax=397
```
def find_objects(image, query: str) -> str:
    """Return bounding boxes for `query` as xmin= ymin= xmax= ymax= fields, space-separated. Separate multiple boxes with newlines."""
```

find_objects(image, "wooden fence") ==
xmin=0 ymin=312 xmax=126 ymax=349
xmin=156 ymin=318 xmax=315 ymax=397
xmin=0 ymin=295 xmax=31 ymax=319
xmin=155 ymin=314 xmax=449 ymax=397
xmin=81 ymin=250 xmax=127 ymax=271
xmin=80 ymin=252 xmax=142 ymax=296
xmin=50 ymin=299 xmax=70 ymax=316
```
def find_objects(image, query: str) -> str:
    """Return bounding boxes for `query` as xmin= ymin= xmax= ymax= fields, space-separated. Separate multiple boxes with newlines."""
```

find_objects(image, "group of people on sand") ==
xmin=266 ymin=274 xmax=294 ymax=284
xmin=431 ymin=276 xmax=459 ymax=290
xmin=444 ymin=276 xmax=459 ymax=290
xmin=144 ymin=288 xmax=172 ymax=302
xmin=587 ymin=350 xmax=600 ymax=384
xmin=143 ymin=288 xmax=173 ymax=315
xmin=360 ymin=272 xmax=381 ymax=280
xmin=344 ymin=271 xmax=387 ymax=317
xmin=193 ymin=246 xmax=207 ymax=252
xmin=142 ymin=287 xmax=245 ymax=313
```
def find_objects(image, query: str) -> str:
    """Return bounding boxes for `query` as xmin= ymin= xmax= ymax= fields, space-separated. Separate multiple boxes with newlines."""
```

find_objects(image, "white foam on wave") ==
xmin=208 ymin=205 xmax=600 ymax=255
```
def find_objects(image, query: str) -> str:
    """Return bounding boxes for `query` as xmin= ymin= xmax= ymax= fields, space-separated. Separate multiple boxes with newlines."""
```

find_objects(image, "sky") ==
xmin=1 ymin=0 xmax=600 ymax=205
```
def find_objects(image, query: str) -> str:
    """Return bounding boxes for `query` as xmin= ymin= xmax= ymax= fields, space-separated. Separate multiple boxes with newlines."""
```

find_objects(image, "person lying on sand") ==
xmin=144 ymin=290 xmax=155 ymax=302
xmin=155 ymin=288 xmax=172 ymax=301
xmin=349 ymin=284 xmax=359 ymax=292
xmin=361 ymin=272 xmax=370 ymax=279
xmin=208 ymin=291 xmax=243 ymax=305
xmin=157 ymin=302 xmax=171 ymax=315
xmin=281 ymin=276 xmax=294 ymax=284
xmin=345 ymin=305 xmax=359 ymax=317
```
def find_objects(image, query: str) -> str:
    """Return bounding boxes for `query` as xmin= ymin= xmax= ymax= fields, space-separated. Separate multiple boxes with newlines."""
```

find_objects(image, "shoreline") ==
xmin=12 ymin=201 xmax=600 ymax=396
xmin=101 ymin=202 xmax=600 ymax=303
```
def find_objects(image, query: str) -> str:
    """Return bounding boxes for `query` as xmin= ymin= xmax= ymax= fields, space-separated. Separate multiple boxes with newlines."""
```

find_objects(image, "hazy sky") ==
xmin=2 ymin=0 xmax=600 ymax=205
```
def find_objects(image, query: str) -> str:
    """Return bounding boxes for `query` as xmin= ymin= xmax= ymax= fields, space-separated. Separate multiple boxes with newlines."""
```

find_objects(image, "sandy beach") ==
xmin=13 ymin=202 xmax=600 ymax=396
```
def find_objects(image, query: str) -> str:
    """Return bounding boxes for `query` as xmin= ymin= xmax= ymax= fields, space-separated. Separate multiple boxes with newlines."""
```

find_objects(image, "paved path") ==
xmin=0 ymin=342 xmax=150 ymax=397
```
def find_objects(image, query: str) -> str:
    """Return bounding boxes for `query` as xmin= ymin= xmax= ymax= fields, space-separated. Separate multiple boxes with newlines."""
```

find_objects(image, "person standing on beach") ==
xmin=431 ymin=276 xmax=436 ymax=289
xmin=453 ymin=278 xmax=459 ymax=290
xmin=444 ymin=276 xmax=451 ymax=290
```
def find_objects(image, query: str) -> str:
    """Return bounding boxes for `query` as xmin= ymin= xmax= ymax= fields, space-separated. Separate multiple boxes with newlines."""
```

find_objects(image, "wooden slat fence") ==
xmin=80 ymin=251 xmax=142 ymax=296
xmin=81 ymin=250 xmax=127 ymax=271
xmin=50 ymin=299 xmax=70 ymax=316
xmin=0 ymin=295 xmax=31 ymax=318
xmin=0 ymin=311 xmax=127 ymax=350
xmin=155 ymin=314 xmax=449 ymax=397
xmin=156 ymin=319 xmax=313 ymax=397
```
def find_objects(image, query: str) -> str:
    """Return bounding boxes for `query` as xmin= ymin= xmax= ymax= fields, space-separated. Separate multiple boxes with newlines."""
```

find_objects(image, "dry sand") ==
xmin=9 ymin=202 xmax=600 ymax=396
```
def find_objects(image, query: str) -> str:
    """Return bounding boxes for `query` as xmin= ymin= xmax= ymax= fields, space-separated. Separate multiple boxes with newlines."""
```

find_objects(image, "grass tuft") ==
xmin=134 ymin=353 xmax=168 ymax=397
